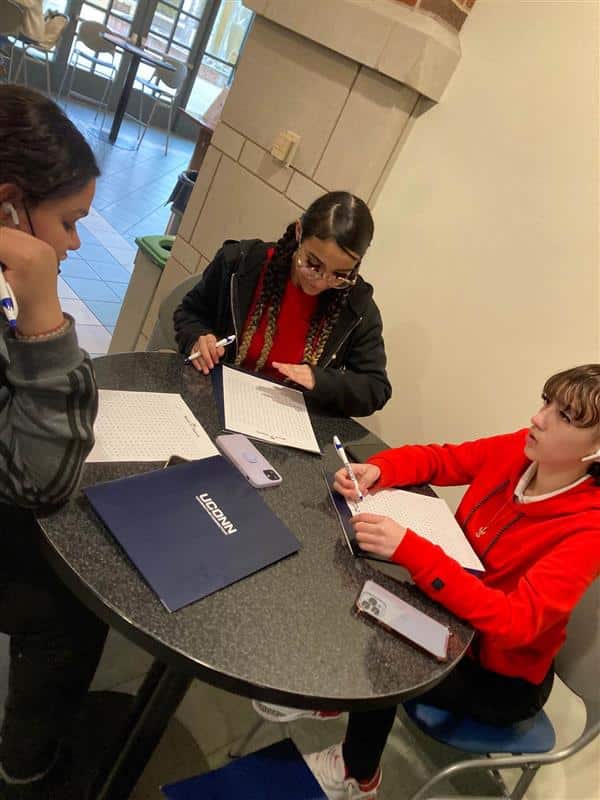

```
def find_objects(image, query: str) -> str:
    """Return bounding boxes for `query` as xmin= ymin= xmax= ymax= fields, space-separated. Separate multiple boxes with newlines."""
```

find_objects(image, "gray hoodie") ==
xmin=0 ymin=315 xmax=97 ymax=509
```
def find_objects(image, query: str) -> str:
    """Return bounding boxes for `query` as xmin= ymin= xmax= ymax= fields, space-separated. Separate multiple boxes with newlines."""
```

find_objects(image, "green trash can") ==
xmin=109 ymin=235 xmax=175 ymax=354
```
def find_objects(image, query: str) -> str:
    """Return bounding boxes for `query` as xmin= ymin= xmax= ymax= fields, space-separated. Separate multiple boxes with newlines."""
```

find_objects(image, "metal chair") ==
xmin=12 ymin=12 xmax=69 ymax=97
xmin=404 ymin=579 xmax=600 ymax=800
xmin=130 ymin=54 xmax=187 ymax=155
xmin=58 ymin=19 xmax=118 ymax=119
xmin=0 ymin=0 xmax=25 ymax=82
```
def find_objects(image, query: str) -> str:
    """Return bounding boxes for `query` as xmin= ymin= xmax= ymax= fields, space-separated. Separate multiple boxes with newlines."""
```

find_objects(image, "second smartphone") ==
xmin=216 ymin=433 xmax=282 ymax=488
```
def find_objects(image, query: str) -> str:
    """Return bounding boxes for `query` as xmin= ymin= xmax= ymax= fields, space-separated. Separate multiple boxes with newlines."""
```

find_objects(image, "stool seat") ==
xmin=404 ymin=700 xmax=556 ymax=755
xmin=161 ymin=738 xmax=326 ymax=799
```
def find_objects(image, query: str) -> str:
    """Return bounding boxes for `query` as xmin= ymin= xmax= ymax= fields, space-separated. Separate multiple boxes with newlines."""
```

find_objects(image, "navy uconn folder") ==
xmin=85 ymin=456 xmax=299 ymax=612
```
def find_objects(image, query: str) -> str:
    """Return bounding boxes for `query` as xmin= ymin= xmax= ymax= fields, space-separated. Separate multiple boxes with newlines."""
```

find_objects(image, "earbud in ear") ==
xmin=581 ymin=450 xmax=600 ymax=463
xmin=1 ymin=203 xmax=19 ymax=226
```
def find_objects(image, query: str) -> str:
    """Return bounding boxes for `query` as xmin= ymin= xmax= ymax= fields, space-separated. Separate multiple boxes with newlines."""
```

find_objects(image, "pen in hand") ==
xmin=333 ymin=435 xmax=364 ymax=504
xmin=184 ymin=334 xmax=236 ymax=365
xmin=0 ymin=266 xmax=17 ymax=330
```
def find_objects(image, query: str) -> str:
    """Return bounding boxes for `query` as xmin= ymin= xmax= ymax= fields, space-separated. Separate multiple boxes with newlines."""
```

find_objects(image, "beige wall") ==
xmin=365 ymin=0 xmax=599 ymax=459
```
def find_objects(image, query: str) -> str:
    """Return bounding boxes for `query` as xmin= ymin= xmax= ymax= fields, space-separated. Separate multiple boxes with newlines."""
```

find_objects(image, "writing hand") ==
xmin=352 ymin=512 xmax=406 ymax=559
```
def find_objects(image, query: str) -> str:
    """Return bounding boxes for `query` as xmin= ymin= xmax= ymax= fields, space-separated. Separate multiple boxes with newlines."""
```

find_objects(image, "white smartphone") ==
xmin=215 ymin=434 xmax=282 ymax=489
xmin=356 ymin=579 xmax=450 ymax=661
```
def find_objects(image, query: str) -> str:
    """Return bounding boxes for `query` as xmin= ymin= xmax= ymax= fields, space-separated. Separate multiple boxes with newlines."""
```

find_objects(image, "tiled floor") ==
xmin=58 ymin=100 xmax=194 ymax=357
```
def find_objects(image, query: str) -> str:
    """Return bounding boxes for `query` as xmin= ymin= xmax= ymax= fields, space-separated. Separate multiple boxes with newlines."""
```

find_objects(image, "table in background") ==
xmin=38 ymin=352 xmax=472 ymax=799
xmin=99 ymin=33 xmax=176 ymax=147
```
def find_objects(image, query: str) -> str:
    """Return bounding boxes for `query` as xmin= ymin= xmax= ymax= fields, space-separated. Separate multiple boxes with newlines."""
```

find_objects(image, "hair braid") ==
xmin=234 ymin=223 xmax=297 ymax=369
xmin=303 ymin=288 xmax=350 ymax=366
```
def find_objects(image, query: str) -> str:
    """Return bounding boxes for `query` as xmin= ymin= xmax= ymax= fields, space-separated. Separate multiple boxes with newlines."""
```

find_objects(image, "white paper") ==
xmin=222 ymin=366 xmax=320 ymax=454
xmin=348 ymin=488 xmax=484 ymax=571
xmin=87 ymin=390 xmax=219 ymax=462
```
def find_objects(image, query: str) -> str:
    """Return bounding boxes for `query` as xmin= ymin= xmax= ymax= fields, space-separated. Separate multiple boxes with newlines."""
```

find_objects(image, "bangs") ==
xmin=543 ymin=365 xmax=600 ymax=428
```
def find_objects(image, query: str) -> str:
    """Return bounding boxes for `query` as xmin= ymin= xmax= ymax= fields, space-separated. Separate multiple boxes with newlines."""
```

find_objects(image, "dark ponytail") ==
xmin=0 ymin=85 xmax=100 ymax=205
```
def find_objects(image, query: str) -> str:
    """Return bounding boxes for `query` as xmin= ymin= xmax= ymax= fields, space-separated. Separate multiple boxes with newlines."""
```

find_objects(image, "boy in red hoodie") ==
xmin=258 ymin=364 xmax=600 ymax=800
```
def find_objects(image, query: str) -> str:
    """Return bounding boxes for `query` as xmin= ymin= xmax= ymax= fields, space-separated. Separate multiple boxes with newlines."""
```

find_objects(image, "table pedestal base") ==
xmin=87 ymin=125 xmax=140 ymax=151
xmin=91 ymin=661 xmax=194 ymax=800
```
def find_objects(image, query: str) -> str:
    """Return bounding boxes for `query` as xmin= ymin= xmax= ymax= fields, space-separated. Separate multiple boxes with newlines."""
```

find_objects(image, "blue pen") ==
xmin=184 ymin=334 xmax=236 ymax=365
xmin=333 ymin=434 xmax=364 ymax=503
xmin=0 ymin=268 xmax=17 ymax=330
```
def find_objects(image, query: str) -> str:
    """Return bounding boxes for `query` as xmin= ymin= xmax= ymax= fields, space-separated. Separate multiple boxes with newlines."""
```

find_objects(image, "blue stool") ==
xmin=161 ymin=738 xmax=326 ymax=799
xmin=404 ymin=700 xmax=556 ymax=755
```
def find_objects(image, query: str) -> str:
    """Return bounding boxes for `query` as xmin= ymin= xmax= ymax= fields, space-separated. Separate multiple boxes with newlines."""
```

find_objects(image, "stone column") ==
xmin=136 ymin=0 xmax=477 ymax=350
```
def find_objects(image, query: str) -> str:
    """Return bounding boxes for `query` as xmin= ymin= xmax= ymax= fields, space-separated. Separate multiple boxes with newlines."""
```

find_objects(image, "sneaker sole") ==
xmin=253 ymin=703 xmax=342 ymax=723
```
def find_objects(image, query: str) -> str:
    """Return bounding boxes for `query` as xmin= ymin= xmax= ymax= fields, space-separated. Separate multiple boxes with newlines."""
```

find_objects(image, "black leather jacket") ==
xmin=173 ymin=239 xmax=392 ymax=417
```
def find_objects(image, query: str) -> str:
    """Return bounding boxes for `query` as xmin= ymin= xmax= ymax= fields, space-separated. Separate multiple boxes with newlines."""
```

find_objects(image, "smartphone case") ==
xmin=216 ymin=434 xmax=282 ymax=488
xmin=356 ymin=579 xmax=450 ymax=660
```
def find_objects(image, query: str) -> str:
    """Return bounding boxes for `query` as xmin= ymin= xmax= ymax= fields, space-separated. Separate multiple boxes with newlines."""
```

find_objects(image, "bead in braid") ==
xmin=234 ymin=223 xmax=296 ymax=369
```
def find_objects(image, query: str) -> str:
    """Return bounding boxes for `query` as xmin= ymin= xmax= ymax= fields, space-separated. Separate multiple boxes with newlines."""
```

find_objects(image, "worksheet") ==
xmin=87 ymin=390 xmax=219 ymax=462
xmin=222 ymin=366 xmax=320 ymax=454
xmin=348 ymin=488 xmax=484 ymax=571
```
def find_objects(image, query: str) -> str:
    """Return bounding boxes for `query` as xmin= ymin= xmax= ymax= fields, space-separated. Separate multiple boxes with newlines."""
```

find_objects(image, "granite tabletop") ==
xmin=37 ymin=352 xmax=472 ymax=711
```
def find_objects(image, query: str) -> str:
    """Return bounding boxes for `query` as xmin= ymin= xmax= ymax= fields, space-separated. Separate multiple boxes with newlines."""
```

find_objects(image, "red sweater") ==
xmin=242 ymin=254 xmax=318 ymax=379
xmin=368 ymin=429 xmax=600 ymax=683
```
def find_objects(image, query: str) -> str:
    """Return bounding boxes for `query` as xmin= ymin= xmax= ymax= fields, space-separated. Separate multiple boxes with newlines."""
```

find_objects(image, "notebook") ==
xmin=325 ymin=475 xmax=484 ymax=572
xmin=212 ymin=364 xmax=320 ymax=454
xmin=85 ymin=456 xmax=300 ymax=611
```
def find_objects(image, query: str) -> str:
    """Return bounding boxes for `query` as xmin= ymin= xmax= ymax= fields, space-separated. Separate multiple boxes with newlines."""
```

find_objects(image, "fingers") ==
xmin=332 ymin=463 xmax=380 ymax=500
xmin=192 ymin=336 xmax=224 ymax=375
xmin=352 ymin=513 xmax=387 ymax=525
xmin=272 ymin=362 xmax=315 ymax=390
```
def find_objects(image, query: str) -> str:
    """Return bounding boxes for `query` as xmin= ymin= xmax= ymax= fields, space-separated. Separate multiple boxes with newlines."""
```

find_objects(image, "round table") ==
xmin=37 ymin=352 xmax=472 ymax=798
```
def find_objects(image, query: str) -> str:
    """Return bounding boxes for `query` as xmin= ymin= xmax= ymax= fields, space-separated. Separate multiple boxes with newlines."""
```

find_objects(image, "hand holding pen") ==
xmin=333 ymin=435 xmax=366 ymax=512
xmin=0 ymin=268 xmax=18 ymax=330
xmin=332 ymin=453 xmax=381 ymax=507
xmin=185 ymin=334 xmax=236 ymax=373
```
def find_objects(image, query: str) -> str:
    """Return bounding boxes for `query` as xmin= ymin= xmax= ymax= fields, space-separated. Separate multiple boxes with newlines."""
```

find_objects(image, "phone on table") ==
xmin=216 ymin=434 xmax=282 ymax=488
xmin=356 ymin=579 xmax=450 ymax=661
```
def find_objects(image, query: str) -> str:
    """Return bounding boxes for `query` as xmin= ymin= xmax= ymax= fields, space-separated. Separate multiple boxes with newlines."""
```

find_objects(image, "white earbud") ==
xmin=581 ymin=450 xmax=600 ymax=463
xmin=1 ymin=202 xmax=20 ymax=226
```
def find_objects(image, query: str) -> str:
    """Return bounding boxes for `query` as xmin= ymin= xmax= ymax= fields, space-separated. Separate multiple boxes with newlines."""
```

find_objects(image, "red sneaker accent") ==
xmin=358 ymin=769 xmax=381 ymax=793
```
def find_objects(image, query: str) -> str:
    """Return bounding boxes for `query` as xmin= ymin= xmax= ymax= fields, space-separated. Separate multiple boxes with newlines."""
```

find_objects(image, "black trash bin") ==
xmin=165 ymin=170 xmax=198 ymax=235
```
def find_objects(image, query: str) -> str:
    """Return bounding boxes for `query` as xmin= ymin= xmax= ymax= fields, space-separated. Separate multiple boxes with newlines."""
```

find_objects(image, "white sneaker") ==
xmin=252 ymin=700 xmax=342 ymax=723
xmin=303 ymin=743 xmax=381 ymax=800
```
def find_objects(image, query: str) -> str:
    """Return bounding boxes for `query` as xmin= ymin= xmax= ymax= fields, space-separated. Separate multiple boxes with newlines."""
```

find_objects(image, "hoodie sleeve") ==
xmin=0 ymin=316 xmax=97 ymax=509
xmin=392 ymin=526 xmax=600 ymax=650
xmin=367 ymin=434 xmax=501 ymax=489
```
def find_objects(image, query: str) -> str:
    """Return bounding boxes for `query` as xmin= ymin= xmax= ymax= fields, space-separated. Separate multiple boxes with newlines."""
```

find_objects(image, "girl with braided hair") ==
xmin=174 ymin=191 xmax=391 ymax=417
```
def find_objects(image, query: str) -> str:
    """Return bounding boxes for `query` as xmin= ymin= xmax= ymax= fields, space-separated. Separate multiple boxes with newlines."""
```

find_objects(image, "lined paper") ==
xmin=87 ymin=390 xmax=218 ymax=462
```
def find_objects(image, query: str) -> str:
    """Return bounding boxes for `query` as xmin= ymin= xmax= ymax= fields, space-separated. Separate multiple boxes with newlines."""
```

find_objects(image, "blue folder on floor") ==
xmin=85 ymin=456 xmax=299 ymax=612
xmin=160 ymin=739 xmax=326 ymax=799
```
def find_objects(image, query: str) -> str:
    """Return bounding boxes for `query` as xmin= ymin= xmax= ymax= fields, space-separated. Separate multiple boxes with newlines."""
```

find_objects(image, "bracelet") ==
xmin=15 ymin=315 xmax=71 ymax=341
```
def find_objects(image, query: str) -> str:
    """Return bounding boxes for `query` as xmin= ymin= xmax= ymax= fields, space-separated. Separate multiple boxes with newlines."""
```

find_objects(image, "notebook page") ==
xmin=223 ymin=366 xmax=320 ymax=453
xmin=87 ymin=390 xmax=219 ymax=462
xmin=348 ymin=489 xmax=484 ymax=571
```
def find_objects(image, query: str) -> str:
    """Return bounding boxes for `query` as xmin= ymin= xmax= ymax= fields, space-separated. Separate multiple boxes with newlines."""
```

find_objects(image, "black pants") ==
xmin=343 ymin=656 xmax=554 ymax=782
xmin=0 ymin=510 xmax=108 ymax=781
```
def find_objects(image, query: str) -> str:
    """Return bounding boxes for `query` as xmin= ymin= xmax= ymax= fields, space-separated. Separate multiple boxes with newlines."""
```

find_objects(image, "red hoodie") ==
xmin=368 ymin=429 xmax=600 ymax=684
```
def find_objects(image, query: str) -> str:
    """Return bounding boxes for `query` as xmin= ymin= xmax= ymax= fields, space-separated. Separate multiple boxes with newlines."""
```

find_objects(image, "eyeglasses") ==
xmin=296 ymin=248 xmax=357 ymax=290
